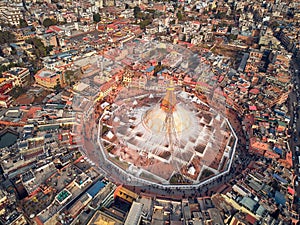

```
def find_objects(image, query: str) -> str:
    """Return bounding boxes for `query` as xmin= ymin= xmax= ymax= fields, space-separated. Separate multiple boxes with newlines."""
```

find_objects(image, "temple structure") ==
xmin=91 ymin=81 xmax=237 ymax=186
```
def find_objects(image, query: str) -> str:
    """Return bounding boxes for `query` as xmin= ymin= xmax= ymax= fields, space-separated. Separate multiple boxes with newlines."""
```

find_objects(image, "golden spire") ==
xmin=160 ymin=80 xmax=176 ymax=113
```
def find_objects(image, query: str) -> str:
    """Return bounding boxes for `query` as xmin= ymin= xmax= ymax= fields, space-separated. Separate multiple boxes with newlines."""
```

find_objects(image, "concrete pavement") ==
xmin=287 ymin=60 xmax=300 ymax=212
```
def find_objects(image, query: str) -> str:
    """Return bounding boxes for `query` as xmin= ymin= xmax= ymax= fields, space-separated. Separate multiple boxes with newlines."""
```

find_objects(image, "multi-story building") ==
xmin=2 ymin=67 xmax=30 ymax=87
xmin=0 ymin=94 xmax=13 ymax=108
xmin=34 ymin=69 xmax=62 ymax=89
xmin=0 ymin=78 xmax=13 ymax=95
xmin=0 ymin=6 xmax=22 ymax=26
xmin=10 ymin=214 xmax=28 ymax=225
xmin=276 ymin=30 xmax=297 ymax=53
xmin=0 ymin=189 xmax=8 ymax=216
xmin=122 ymin=69 xmax=134 ymax=86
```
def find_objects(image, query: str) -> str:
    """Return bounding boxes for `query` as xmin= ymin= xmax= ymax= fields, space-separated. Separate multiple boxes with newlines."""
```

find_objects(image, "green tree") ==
xmin=19 ymin=19 xmax=28 ymax=28
xmin=64 ymin=70 xmax=75 ymax=85
xmin=46 ymin=45 xmax=54 ymax=55
xmin=11 ymin=48 xmax=17 ymax=55
xmin=0 ymin=31 xmax=15 ymax=44
xmin=139 ymin=19 xmax=151 ymax=29
xmin=134 ymin=6 xmax=141 ymax=18
xmin=43 ymin=18 xmax=57 ymax=27
xmin=25 ymin=37 xmax=48 ymax=57
xmin=93 ymin=13 xmax=101 ymax=23
xmin=0 ymin=65 xmax=7 ymax=77
xmin=0 ymin=63 xmax=22 ymax=74
xmin=136 ymin=12 xmax=144 ymax=19
xmin=228 ymin=34 xmax=237 ymax=41
xmin=215 ymin=12 xmax=226 ymax=19
xmin=177 ymin=12 xmax=183 ymax=21
xmin=269 ymin=21 xmax=279 ymax=30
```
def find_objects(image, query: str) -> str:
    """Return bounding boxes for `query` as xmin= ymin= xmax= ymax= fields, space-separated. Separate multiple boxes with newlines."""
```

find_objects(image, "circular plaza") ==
xmin=97 ymin=83 xmax=237 ymax=187
xmin=72 ymin=40 xmax=238 ymax=190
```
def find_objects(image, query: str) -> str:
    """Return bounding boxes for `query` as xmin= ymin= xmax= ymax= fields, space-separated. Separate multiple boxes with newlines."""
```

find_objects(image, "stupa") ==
xmin=99 ymin=79 xmax=236 ymax=186
xmin=142 ymin=81 xmax=194 ymax=155
xmin=73 ymin=40 xmax=238 ymax=189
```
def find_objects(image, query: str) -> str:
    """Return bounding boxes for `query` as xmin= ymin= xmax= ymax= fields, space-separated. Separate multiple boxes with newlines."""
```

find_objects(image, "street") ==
xmin=288 ymin=60 xmax=300 ymax=209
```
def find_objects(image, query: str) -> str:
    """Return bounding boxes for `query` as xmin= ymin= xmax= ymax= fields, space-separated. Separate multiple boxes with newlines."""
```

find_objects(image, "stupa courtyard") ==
xmin=71 ymin=40 xmax=239 ymax=190
xmin=97 ymin=82 xmax=238 ymax=187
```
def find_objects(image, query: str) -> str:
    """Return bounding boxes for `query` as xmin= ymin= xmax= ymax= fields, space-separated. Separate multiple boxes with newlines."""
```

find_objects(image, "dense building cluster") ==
xmin=0 ymin=0 xmax=299 ymax=224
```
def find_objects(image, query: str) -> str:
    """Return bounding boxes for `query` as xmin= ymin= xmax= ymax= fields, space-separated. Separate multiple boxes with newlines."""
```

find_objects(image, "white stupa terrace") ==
xmin=72 ymin=39 xmax=238 ymax=189
xmin=98 ymin=83 xmax=237 ymax=185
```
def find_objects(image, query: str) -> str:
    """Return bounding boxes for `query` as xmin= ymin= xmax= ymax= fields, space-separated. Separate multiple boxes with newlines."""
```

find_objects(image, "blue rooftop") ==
xmin=269 ymin=128 xmax=276 ymax=135
xmin=55 ymin=52 xmax=72 ymax=59
xmin=273 ymin=147 xmax=283 ymax=155
xmin=272 ymin=173 xmax=288 ymax=184
xmin=51 ymin=50 xmax=77 ymax=60
xmin=146 ymin=66 xmax=155 ymax=72
xmin=274 ymin=109 xmax=285 ymax=116
xmin=10 ymin=43 xmax=20 ymax=49
xmin=85 ymin=47 xmax=94 ymax=52
xmin=275 ymin=191 xmax=286 ymax=205
xmin=44 ymin=133 xmax=53 ymax=138
xmin=87 ymin=180 xmax=106 ymax=198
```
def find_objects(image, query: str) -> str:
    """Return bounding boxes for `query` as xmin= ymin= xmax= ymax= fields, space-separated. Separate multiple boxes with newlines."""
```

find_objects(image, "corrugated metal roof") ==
xmin=87 ymin=180 xmax=105 ymax=198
